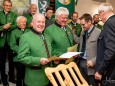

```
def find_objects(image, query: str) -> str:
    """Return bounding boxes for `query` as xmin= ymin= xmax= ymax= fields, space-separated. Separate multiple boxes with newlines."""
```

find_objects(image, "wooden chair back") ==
xmin=45 ymin=62 xmax=89 ymax=86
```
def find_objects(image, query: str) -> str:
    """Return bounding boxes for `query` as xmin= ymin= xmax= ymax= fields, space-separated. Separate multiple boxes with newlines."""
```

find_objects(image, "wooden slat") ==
xmin=68 ymin=67 xmax=81 ymax=85
xmin=55 ymin=71 xmax=66 ymax=86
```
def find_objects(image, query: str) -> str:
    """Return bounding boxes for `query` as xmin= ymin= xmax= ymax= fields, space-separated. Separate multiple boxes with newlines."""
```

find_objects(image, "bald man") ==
xmin=18 ymin=13 xmax=52 ymax=86
xmin=23 ymin=4 xmax=37 ymax=29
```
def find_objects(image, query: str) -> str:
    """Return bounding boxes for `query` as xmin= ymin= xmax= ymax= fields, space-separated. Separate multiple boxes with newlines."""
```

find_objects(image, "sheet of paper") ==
xmin=59 ymin=52 xmax=82 ymax=58
xmin=49 ymin=52 xmax=82 ymax=61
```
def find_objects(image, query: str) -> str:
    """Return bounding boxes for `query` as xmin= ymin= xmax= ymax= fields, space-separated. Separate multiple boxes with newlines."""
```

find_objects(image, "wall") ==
xmin=75 ymin=0 xmax=115 ymax=18
xmin=75 ymin=0 xmax=102 ymax=17
xmin=107 ymin=0 xmax=115 ymax=11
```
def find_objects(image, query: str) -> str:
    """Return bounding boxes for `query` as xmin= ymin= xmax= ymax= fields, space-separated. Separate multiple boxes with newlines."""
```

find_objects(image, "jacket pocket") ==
xmin=90 ymin=40 xmax=96 ymax=43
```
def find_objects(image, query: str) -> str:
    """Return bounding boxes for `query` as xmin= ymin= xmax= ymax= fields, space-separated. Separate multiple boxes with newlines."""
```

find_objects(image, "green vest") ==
xmin=18 ymin=30 xmax=52 ymax=86
xmin=45 ymin=23 xmax=74 ymax=56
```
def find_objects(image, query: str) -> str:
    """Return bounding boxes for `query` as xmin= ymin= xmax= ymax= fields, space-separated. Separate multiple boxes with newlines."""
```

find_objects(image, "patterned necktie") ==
xmin=81 ymin=31 xmax=87 ymax=57
xmin=40 ymin=34 xmax=50 ymax=58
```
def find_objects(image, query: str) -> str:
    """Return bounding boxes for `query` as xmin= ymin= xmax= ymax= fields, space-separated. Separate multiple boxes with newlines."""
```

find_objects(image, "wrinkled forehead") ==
xmin=57 ymin=14 xmax=68 ymax=18
xmin=33 ymin=16 xmax=45 ymax=22
xmin=30 ymin=5 xmax=37 ymax=9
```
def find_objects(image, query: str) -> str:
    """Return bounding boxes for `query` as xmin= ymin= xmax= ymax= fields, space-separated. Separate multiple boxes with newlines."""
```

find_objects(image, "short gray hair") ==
xmin=55 ymin=7 xmax=69 ymax=19
xmin=98 ymin=3 xmax=113 ymax=13
xmin=16 ymin=16 xmax=27 ymax=24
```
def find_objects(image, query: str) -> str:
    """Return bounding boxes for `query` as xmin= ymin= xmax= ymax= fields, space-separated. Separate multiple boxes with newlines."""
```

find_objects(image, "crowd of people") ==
xmin=0 ymin=0 xmax=115 ymax=86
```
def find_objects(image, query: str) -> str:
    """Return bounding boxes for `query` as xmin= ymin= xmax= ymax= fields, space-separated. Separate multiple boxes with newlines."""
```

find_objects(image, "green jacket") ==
xmin=23 ymin=13 xmax=33 ymax=29
xmin=0 ymin=10 xmax=17 ymax=47
xmin=68 ymin=21 xmax=82 ymax=37
xmin=18 ymin=29 xmax=52 ymax=86
xmin=96 ymin=24 xmax=103 ymax=30
xmin=10 ymin=27 xmax=29 ymax=62
xmin=45 ymin=22 xmax=74 ymax=57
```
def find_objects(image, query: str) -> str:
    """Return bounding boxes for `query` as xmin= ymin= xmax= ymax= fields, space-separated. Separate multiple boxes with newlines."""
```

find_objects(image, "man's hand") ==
xmin=87 ymin=60 xmax=94 ymax=67
xmin=72 ymin=29 xmax=76 ymax=34
xmin=40 ymin=58 xmax=50 ymax=65
xmin=54 ymin=60 xmax=60 ymax=64
xmin=95 ymin=72 xmax=102 ymax=80
xmin=3 ymin=23 xmax=11 ymax=30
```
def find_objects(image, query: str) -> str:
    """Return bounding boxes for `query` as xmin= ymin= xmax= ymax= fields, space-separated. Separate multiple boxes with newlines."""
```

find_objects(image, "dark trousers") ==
xmin=0 ymin=43 xmax=15 ymax=84
xmin=15 ymin=62 xmax=25 ymax=86
xmin=0 ymin=46 xmax=8 ymax=85
xmin=7 ymin=47 xmax=15 ymax=82
xmin=78 ymin=58 xmax=98 ymax=86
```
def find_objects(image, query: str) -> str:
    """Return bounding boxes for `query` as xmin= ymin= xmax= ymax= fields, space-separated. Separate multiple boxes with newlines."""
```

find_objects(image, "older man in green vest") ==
xmin=10 ymin=16 xmax=29 ymax=86
xmin=45 ymin=7 xmax=75 ymax=65
xmin=18 ymin=13 xmax=52 ymax=86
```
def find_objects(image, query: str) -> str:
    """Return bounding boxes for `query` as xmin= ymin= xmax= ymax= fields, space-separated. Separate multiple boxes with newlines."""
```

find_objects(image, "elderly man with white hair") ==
xmin=10 ymin=16 xmax=29 ymax=86
xmin=95 ymin=3 xmax=115 ymax=86
xmin=45 ymin=7 xmax=75 ymax=65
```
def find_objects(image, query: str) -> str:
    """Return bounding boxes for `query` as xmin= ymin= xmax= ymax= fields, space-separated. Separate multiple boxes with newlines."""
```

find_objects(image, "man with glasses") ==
xmin=78 ymin=13 xmax=101 ymax=86
xmin=0 ymin=1 xmax=17 ymax=86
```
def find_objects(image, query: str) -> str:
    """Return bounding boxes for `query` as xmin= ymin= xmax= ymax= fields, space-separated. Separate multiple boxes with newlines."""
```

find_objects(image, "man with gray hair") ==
xmin=10 ymin=16 xmax=29 ymax=86
xmin=0 ymin=1 xmax=17 ymax=85
xmin=45 ymin=7 xmax=75 ymax=65
xmin=95 ymin=3 xmax=115 ymax=86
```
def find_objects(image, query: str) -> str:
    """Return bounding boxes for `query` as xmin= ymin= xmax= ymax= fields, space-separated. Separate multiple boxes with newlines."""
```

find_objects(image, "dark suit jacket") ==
xmin=95 ymin=15 xmax=115 ymax=79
